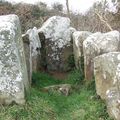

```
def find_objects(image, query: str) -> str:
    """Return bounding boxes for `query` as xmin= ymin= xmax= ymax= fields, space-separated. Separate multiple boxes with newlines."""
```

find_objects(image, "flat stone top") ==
xmin=0 ymin=14 xmax=19 ymax=24
xmin=84 ymin=30 xmax=119 ymax=45
xmin=83 ymin=31 xmax=120 ymax=53
xmin=73 ymin=31 xmax=92 ymax=48
xmin=0 ymin=14 xmax=19 ymax=37
xmin=94 ymin=52 xmax=120 ymax=59
xmin=73 ymin=31 xmax=92 ymax=38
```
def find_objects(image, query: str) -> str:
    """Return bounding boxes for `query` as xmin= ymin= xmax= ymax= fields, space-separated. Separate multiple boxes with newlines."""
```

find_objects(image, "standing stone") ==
xmin=106 ymin=63 xmax=120 ymax=120
xmin=38 ymin=16 xmax=76 ymax=71
xmin=83 ymin=31 xmax=120 ymax=80
xmin=22 ymin=34 xmax=32 ymax=85
xmin=106 ymin=88 xmax=120 ymax=120
xmin=38 ymin=32 xmax=47 ymax=71
xmin=94 ymin=52 xmax=120 ymax=100
xmin=0 ymin=14 xmax=29 ymax=105
xmin=25 ymin=27 xmax=41 ymax=72
xmin=73 ymin=31 xmax=92 ymax=69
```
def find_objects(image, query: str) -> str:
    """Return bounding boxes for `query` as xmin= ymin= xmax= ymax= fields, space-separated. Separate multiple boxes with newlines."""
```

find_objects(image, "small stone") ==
xmin=42 ymin=84 xmax=72 ymax=96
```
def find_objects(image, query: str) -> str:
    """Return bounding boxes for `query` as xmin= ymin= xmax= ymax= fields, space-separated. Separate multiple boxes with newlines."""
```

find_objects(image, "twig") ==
xmin=95 ymin=12 xmax=113 ymax=31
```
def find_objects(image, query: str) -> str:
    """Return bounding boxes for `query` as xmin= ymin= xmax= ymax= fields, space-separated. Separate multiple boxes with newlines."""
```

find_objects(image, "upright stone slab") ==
xmin=83 ymin=31 xmax=120 ymax=80
xmin=25 ymin=27 xmax=41 ymax=72
xmin=73 ymin=31 xmax=92 ymax=69
xmin=22 ymin=34 xmax=32 ymax=85
xmin=106 ymin=63 xmax=120 ymax=120
xmin=94 ymin=52 xmax=120 ymax=99
xmin=38 ymin=16 xmax=76 ymax=71
xmin=106 ymin=88 xmax=120 ymax=120
xmin=0 ymin=14 xmax=29 ymax=105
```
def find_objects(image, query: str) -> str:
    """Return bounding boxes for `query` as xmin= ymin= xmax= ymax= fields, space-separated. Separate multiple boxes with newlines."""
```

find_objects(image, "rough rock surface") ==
xmin=38 ymin=16 xmax=76 ymax=71
xmin=106 ymin=88 xmax=120 ymax=120
xmin=83 ymin=31 xmax=120 ymax=80
xmin=42 ymin=84 xmax=72 ymax=96
xmin=22 ymin=34 xmax=32 ymax=85
xmin=106 ymin=62 xmax=120 ymax=120
xmin=0 ymin=14 xmax=29 ymax=105
xmin=73 ymin=31 xmax=92 ymax=69
xmin=94 ymin=52 xmax=120 ymax=100
xmin=25 ymin=27 xmax=41 ymax=72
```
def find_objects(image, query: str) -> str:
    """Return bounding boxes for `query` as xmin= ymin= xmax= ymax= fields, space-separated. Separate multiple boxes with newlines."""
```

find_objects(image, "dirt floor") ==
xmin=48 ymin=71 xmax=69 ymax=80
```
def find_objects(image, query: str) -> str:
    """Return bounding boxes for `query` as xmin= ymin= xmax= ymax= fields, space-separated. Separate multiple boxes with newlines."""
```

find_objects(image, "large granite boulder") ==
xmin=38 ymin=16 xmax=76 ymax=71
xmin=0 ymin=14 xmax=29 ymax=105
xmin=94 ymin=52 xmax=120 ymax=99
xmin=83 ymin=31 xmax=120 ymax=80
xmin=24 ymin=27 xmax=41 ymax=72
xmin=73 ymin=31 xmax=92 ymax=70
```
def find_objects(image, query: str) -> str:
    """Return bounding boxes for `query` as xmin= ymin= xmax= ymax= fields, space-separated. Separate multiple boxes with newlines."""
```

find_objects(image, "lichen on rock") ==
xmin=0 ymin=14 xmax=29 ymax=105
xmin=72 ymin=31 xmax=92 ymax=69
xmin=83 ymin=31 xmax=120 ymax=80
xmin=94 ymin=52 xmax=120 ymax=99
xmin=23 ymin=27 xmax=41 ymax=72
xmin=38 ymin=16 xmax=76 ymax=71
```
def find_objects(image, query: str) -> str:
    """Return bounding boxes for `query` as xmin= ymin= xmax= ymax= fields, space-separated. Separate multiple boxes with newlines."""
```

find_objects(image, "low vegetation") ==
xmin=0 ymin=70 xmax=113 ymax=120
xmin=1 ymin=0 xmax=120 ymax=34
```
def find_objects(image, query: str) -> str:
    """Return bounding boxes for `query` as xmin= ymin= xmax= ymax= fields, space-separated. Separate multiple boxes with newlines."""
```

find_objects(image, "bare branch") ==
xmin=95 ymin=11 xmax=113 ymax=31
xmin=66 ymin=0 xmax=70 ymax=18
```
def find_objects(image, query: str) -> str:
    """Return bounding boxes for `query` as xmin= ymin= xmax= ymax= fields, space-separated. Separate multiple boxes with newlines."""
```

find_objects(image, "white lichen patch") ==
xmin=117 ymin=54 xmax=120 ymax=60
xmin=112 ymin=109 xmax=119 ymax=119
xmin=103 ymin=73 xmax=107 ymax=79
xmin=0 ymin=61 xmax=3 ymax=73
xmin=106 ymin=90 xmax=110 ymax=95
xmin=106 ymin=89 xmax=114 ymax=98
xmin=101 ymin=40 xmax=108 ymax=46
xmin=113 ymin=63 xmax=120 ymax=85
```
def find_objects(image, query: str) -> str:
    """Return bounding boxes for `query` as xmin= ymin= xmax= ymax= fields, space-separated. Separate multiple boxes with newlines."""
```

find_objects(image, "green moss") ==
xmin=67 ymin=54 xmax=75 ymax=69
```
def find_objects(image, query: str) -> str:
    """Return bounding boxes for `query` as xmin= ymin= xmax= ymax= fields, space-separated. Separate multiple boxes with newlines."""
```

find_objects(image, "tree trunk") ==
xmin=66 ymin=0 xmax=70 ymax=18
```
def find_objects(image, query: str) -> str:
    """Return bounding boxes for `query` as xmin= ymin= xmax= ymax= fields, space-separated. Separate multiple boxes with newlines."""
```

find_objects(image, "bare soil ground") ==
xmin=48 ymin=71 xmax=69 ymax=80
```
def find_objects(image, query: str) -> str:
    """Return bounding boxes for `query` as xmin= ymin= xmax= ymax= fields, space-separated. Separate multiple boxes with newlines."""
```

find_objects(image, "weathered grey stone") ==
xmin=22 ymin=34 xmax=32 ymax=85
xmin=106 ymin=62 xmax=120 ymax=120
xmin=42 ymin=84 xmax=72 ymax=96
xmin=73 ymin=31 xmax=92 ymax=69
xmin=94 ymin=52 xmax=120 ymax=100
xmin=0 ymin=14 xmax=29 ymax=105
xmin=38 ymin=32 xmax=47 ymax=71
xmin=38 ymin=16 xmax=76 ymax=71
xmin=83 ymin=31 xmax=120 ymax=80
xmin=25 ymin=27 xmax=41 ymax=72
xmin=106 ymin=88 xmax=120 ymax=120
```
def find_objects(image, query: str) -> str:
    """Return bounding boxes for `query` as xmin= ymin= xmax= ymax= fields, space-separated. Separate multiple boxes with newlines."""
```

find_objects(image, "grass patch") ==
xmin=0 ymin=70 xmax=113 ymax=120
